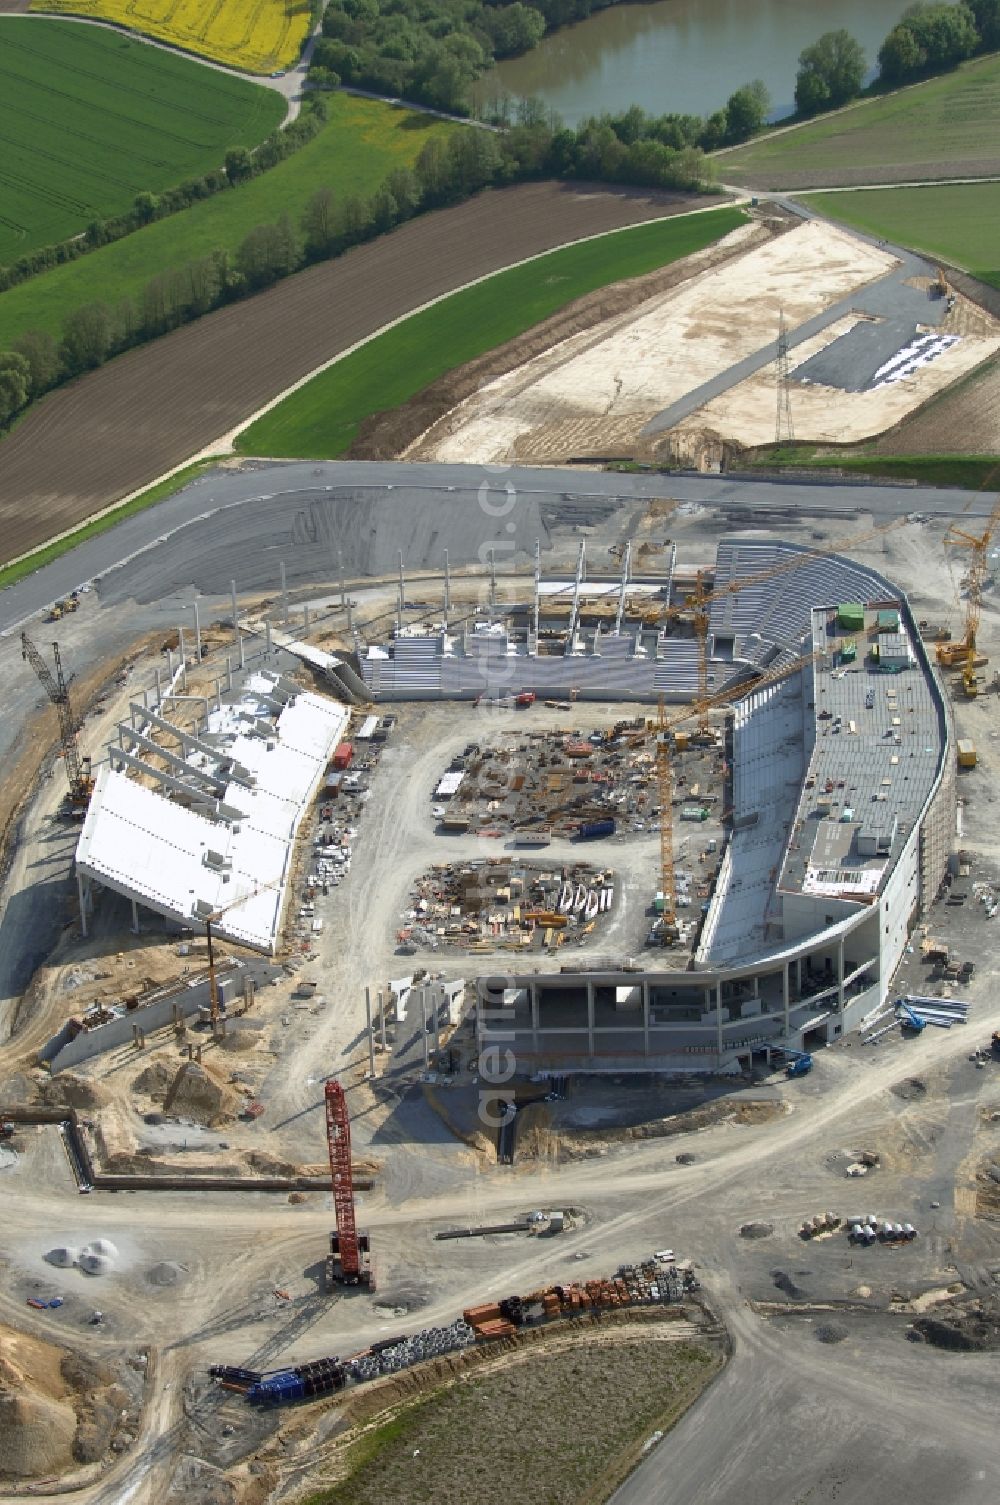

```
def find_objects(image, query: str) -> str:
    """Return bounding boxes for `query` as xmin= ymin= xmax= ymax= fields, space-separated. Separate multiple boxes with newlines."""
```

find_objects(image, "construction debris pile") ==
xmin=463 ymin=1256 xmax=693 ymax=1340
xmin=211 ymin=1252 xmax=696 ymax=1407
xmin=432 ymin=722 xmax=722 ymax=841
xmin=290 ymin=715 xmax=395 ymax=955
xmin=399 ymin=860 xmax=615 ymax=954
xmin=862 ymin=991 xmax=973 ymax=1044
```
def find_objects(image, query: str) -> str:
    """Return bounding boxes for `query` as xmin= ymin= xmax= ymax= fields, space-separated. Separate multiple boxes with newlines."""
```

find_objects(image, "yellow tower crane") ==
xmin=658 ymin=519 xmax=904 ymax=734
xmin=936 ymin=498 xmax=1000 ymax=697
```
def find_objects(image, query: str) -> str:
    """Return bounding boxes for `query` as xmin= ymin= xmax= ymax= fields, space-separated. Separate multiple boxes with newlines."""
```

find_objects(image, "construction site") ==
xmin=407 ymin=215 xmax=1000 ymax=469
xmin=1 ymin=437 xmax=1000 ymax=1495
xmin=400 ymin=857 xmax=619 ymax=954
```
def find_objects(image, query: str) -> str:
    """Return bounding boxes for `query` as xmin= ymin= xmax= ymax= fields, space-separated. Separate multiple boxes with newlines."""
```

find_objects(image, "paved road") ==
xmin=0 ymin=461 xmax=991 ymax=636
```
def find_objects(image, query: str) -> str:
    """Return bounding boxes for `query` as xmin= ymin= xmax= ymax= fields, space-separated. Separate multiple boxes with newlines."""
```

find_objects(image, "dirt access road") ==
xmin=3 ymin=965 xmax=1000 ymax=1505
xmin=0 ymin=183 xmax=716 ymax=564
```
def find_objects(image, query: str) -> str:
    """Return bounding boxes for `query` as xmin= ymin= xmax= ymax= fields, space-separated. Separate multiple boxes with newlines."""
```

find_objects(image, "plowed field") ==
xmin=0 ymin=182 xmax=703 ymax=566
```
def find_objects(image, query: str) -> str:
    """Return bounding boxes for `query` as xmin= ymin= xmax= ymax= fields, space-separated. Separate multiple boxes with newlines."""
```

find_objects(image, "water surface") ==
xmin=485 ymin=0 xmax=947 ymax=124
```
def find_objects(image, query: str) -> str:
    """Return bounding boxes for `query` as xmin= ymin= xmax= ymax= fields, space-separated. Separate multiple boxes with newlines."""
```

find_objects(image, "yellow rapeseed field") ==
xmin=30 ymin=0 xmax=312 ymax=74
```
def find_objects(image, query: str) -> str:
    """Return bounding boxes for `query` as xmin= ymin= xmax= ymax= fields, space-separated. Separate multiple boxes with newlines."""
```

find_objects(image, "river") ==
xmin=484 ymin=0 xmax=949 ymax=125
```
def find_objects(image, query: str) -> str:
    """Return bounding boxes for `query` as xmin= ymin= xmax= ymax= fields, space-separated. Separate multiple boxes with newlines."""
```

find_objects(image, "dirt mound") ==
xmin=891 ymin=1077 xmax=927 ymax=1101
xmin=147 ymin=1261 xmax=185 ymax=1288
xmin=40 ymin=1074 xmax=108 ymax=1111
xmin=739 ymin=1222 xmax=773 ymax=1240
xmin=913 ymin=1301 xmax=1000 ymax=1351
xmin=815 ymin=1323 xmax=849 ymax=1345
xmin=216 ymin=1028 xmax=261 ymax=1053
xmin=0 ymin=1326 xmax=81 ymax=1480
xmin=0 ymin=1391 xmax=76 ymax=1478
xmin=133 ymin=1058 xmax=238 ymax=1126
xmin=45 ymin=1246 xmax=79 ymax=1268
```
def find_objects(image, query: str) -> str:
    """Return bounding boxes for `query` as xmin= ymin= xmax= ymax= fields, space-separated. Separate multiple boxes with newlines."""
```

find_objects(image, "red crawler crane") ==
xmin=324 ymin=1079 xmax=371 ymax=1288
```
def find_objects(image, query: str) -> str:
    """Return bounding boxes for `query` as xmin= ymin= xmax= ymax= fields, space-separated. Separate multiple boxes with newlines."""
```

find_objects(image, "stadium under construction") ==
xmin=358 ymin=535 xmax=955 ymax=1071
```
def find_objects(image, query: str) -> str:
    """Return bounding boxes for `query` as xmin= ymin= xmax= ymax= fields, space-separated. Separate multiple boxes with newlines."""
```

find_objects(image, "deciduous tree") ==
xmin=795 ymin=30 xmax=866 ymax=115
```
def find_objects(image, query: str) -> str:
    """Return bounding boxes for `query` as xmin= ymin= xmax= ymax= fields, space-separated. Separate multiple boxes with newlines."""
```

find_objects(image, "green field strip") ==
xmin=237 ymin=207 xmax=747 ymax=460
xmin=0 ymin=92 xmax=457 ymax=341
xmin=804 ymin=183 xmax=1000 ymax=289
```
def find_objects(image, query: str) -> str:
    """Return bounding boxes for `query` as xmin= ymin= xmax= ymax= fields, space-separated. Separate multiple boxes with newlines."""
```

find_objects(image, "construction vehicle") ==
xmin=46 ymin=593 xmax=80 ymax=623
xmin=21 ymin=633 xmax=94 ymax=813
xmin=991 ymin=1032 xmax=1000 ymax=1059
xmin=898 ymin=1001 xmax=926 ymax=1034
xmin=324 ymin=1078 xmax=372 ymax=1289
xmin=782 ymin=1048 xmax=813 ymax=1078
xmin=936 ymin=498 xmax=1000 ymax=696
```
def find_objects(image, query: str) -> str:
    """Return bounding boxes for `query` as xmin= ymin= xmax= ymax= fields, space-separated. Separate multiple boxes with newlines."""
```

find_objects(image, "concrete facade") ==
xmin=474 ymin=548 xmax=952 ymax=1072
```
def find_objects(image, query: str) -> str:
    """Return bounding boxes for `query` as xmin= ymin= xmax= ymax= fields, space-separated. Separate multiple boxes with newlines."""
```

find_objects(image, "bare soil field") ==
xmin=674 ymin=304 xmax=1000 ymax=449
xmin=0 ymin=1321 xmax=139 ymax=1481
xmin=350 ymin=213 xmax=785 ymax=460
xmin=414 ymin=219 xmax=992 ymax=464
xmin=411 ymin=215 xmax=1000 ymax=462
xmin=0 ymin=183 xmax=717 ymax=566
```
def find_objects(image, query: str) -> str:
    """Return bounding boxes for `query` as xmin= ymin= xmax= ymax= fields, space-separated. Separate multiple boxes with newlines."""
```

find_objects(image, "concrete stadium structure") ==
xmin=466 ymin=538 xmax=954 ymax=1072
xmin=76 ymin=668 xmax=348 ymax=953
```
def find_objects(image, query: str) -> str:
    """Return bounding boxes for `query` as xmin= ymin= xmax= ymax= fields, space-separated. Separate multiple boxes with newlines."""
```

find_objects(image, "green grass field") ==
xmin=720 ymin=54 xmax=1000 ymax=187
xmin=804 ymin=183 xmax=1000 ymax=288
xmin=0 ymin=17 xmax=283 ymax=262
xmin=0 ymin=93 xmax=455 ymax=348
xmin=236 ymin=206 xmax=746 ymax=459
xmin=750 ymin=446 xmax=1000 ymax=490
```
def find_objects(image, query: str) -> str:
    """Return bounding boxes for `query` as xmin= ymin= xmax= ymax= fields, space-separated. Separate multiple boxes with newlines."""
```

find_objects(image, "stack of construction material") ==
xmin=463 ymin=1302 xmax=517 ymax=1340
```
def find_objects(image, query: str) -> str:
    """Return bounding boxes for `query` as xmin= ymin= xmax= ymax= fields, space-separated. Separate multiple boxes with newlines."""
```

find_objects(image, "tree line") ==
xmin=796 ymin=3 xmax=999 ymax=116
xmin=310 ymin=0 xmax=770 ymax=139
xmin=309 ymin=0 xmax=638 ymax=114
xmin=0 ymin=98 xmax=327 ymax=297
xmin=0 ymin=113 xmax=719 ymax=429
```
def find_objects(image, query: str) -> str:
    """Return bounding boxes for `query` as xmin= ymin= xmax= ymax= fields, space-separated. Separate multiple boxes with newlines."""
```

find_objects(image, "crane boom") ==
xmin=325 ymin=1079 xmax=361 ymax=1282
xmin=655 ymin=696 xmax=677 ymax=939
xmin=21 ymin=633 xmax=92 ymax=806
xmin=939 ymin=498 xmax=1000 ymax=695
